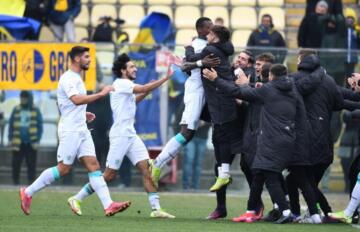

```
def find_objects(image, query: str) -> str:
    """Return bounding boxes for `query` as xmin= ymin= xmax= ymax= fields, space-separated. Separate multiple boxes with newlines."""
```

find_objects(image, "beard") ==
xmin=80 ymin=63 xmax=90 ymax=71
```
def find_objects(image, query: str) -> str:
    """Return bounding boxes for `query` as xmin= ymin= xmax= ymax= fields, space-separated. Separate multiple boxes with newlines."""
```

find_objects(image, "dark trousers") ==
xmin=248 ymin=169 xmax=289 ymax=212
xmin=308 ymin=163 xmax=333 ymax=215
xmin=286 ymin=166 xmax=319 ymax=215
xmin=12 ymin=143 xmax=37 ymax=185
xmin=213 ymin=153 xmax=236 ymax=211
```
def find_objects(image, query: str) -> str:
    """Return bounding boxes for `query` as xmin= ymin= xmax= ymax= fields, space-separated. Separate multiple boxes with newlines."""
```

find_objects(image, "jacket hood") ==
xmin=272 ymin=75 xmax=293 ymax=91
xmin=212 ymin=41 xmax=234 ymax=56
xmin=298 ymin=54 xmax=320 ymax=72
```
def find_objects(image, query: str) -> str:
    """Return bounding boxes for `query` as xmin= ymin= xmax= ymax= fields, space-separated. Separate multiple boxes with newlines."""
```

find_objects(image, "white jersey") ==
xmin=57 ymin=70 xmax=87 ymax=132
xmin=184 ymin=37 xmax=207 ymax=94
xmin=109 ymin=78 xmax=136 ymax=138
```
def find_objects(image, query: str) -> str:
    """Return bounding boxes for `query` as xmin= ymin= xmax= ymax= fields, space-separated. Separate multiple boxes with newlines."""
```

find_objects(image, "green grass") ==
xmin=0 ymin=189 xmax=357 ymax=232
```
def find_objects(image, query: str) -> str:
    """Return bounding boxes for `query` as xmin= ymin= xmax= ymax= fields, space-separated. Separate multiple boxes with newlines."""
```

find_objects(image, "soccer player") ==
xmin=149 ymin=17 xmax=214 ymax=186
xmin=67 ymin=54 xmax=175 ymax=218
xmin=19 ymin=46 xmax=130 ymax=216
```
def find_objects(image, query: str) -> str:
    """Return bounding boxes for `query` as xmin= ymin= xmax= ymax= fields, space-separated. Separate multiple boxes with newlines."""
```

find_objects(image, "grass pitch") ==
xmin=0 ymin=188 xmax=358 ymax=232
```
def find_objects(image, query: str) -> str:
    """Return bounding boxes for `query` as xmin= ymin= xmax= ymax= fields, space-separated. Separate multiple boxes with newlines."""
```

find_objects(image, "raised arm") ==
xmin=70 ymin=86 xmax=114 ymax=105
xmin=133 ymin=67 xmax=173 ymax=95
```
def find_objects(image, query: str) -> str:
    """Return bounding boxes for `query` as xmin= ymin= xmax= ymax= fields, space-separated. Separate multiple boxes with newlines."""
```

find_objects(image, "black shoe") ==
xmin=352 ymin=212 xmax=359 ymax=224
xmin=275 ymin=214 xmax=294 ymax=224
xmin=264 ymin=209 xmax=281 ymax=222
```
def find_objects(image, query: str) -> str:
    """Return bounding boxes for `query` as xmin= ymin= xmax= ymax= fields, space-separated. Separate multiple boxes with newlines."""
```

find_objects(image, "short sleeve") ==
xmin=113 ymin=79 xmax=135 ymax=94
xmin=62 ymin=77 xmax=80 ymax=98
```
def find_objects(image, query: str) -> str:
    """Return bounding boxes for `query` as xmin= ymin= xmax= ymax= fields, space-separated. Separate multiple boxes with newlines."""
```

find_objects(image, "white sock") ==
xmin=148 ymin=192 xmax=160 ymax=210
xmin=219 ymin=163 xmax=230 ymax=178
xmin=246 ymin=210 xmax=255 ymax=214
xmin=74 ymin=183 xmax=94 ymax=201
xmin=345 ymin=181 xmax=360 ymax=217
xmin=282 ymin=209 xmax=291 ymax=217
xmin=310 ymin=214 xmax=322 ymax=223
xmin=285 ymin=194 xmax=289 ymax=202
xmin=25 ymin=166 xmax=60 ymax=197
xmin=88 ymin=171 xmax=112 ymax=209
xmin=274 ymin=203 xmax=279 ymax=209
xmin=154 ymin=134 xmax=186 ymax=168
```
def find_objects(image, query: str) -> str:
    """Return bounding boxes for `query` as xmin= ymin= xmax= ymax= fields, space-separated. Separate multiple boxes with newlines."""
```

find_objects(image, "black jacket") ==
xmin=291 ymin=55 xmax=344 ymax=165
xmin=185 ymin=41 xmax=237 ymax=125
xmin=214 ymin=76 xmax=298 ymax=173
xmin=297 ymin=13 xmax=323 ymax=48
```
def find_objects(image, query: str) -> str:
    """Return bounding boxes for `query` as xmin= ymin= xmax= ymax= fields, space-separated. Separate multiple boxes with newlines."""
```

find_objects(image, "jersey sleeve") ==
xmin=113 ymin=79 xmax=135 ymax=94
xmin=62 ymin=78 xmax=80 ymax=98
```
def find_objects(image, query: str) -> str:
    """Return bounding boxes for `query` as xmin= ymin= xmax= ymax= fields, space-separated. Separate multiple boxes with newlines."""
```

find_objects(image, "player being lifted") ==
xmin=149 ymin=17 xmax=220 ymax=188
xmin=67 ymin=53 xmax=175 ymax=218
xmin=20 ymin=46 xmax=131 ymax=216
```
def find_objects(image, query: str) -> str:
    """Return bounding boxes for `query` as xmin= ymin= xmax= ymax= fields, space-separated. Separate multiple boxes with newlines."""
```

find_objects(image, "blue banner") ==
xmin=129 ymin=50 xmax=162 ymax=147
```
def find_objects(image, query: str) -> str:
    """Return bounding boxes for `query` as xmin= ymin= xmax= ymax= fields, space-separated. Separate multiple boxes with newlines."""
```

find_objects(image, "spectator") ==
xmin=47 ymin=0 xmax=81 ymax=42
xmin=232 ymin=50 xmax=256 ymax=83
xmin=23 ymin=0 xmax=49 ymax=40
xmin=182 ymin=121 xmax=210 ymax=190
xmin=247 ymin=14 xmax=286 ymax=63
xmin=8 ymin=91 xmax=43 ymax=185
xmin=298 ymin=0 xmax=328 ymax=48
xmin=214 ymin=17 xmax=224 ymax=26
xmin=344 ymin=8 xmax=360 ymax=77
xmin=306 ymin=0 xmax=342 ymax=16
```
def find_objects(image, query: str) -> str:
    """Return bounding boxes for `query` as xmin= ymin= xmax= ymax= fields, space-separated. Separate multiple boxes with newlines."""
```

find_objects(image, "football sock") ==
xmin=220 ymin=163 xmax=230 ymax=178
xmin=88 ymin=171 xmax=112 ymax=209
xmin=148 ymin=192 xmax=161 ymax=210
xmin=345 ymin=179 xmax=360 ymax=217
xmin=74 ymin=183 xmax=94 ymax=201
xmin=154 ymin=134 xmax=187 ymax=168
xmin=25 ymin=166 xmax=60 ymax=197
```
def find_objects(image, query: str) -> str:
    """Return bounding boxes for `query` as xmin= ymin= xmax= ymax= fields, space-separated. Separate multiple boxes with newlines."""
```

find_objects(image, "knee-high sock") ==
xmin=345 ymin=174 xmax=360 ymax=217
xmin=154 ymin=133 xmax=187 ymax=168
xmin=148 ymin=192 xmax=160 ymax=210
xmin=25 ymin=166 xmax=60 ymax=196
xmin=88 ymin=171 xmax=112 ymax=209
xmin=74 ymin=183 xmax=94 ymax=201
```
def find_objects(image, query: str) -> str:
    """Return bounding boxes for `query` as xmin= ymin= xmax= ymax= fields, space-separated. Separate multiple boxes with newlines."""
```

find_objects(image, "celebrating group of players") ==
xmin=18 ymin=16 xmax=360 ymax=224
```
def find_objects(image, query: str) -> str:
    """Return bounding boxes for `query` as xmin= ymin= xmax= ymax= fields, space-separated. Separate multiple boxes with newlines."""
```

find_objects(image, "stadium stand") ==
xmin=231 ymin=7 xmax=257 ymax=30
xmin=174 ymin=6 xmax=201 ymax=29
xmin=119 ymin=5 xmax=145 ymax=27
xmin=91 ymin=4 xmax=117 ymax=26
xmin=203 ymin=6 xmax=229 ymax=27
xmin=202 ymin=0 xmax=228 ymax=6
xmin=75 ymin=5 xmax=90 ymax=27
xmin=75 ymin=27 xmax=89 ymax=41
xmin=122 ymin=28 xmax=140 ymax=42
xmin=231 ymin=29 xmax=252 ymax=48
xmin=230 ymin=0 xmax=256 ymax=6
xmin=258 ymin=0 xmax=284 ymax=7
xmin=147 ymin=0 xmax=173 ymax=4
xmin=148 ymin=5 xmax=173 ymax=19
xmin=174 ymin=0 xmax=201 ymax=6
xmin=175 ymin=29 xmax=197 ymax=45
xmin=119 ymin=0 xmax=145 ymax=4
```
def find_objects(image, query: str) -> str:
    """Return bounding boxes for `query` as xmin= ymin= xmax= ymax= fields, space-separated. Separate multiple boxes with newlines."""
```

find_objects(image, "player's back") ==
xmin=57 ymin=70 xmax=87 ymax=132
xmin=109 ymin=78 xmax=137 ymax=138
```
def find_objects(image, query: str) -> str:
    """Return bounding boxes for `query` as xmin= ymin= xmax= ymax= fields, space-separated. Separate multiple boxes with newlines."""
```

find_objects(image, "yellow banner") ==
xmin=0 ymin=43 xmax=97 ymax=90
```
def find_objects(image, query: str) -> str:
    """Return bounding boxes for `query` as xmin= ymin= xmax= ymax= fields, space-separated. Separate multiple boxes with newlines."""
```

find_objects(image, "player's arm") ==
xmin=133 ymin=67 xmax=173 ymax=94
xmin=135 ymin=92 xmax=149 ymax=103
xmin=70 ymin=86 xmax=114 ymax=105
xmin=181 ymin=55 xmax=220 ymax=73
xmin=185 ymin=46 xmax=211 ymax=62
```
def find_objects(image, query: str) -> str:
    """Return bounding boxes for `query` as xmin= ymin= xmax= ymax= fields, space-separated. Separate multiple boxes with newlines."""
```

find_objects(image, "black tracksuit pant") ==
xmin=308 ymin=163 xmax=333 ymax=215
xmin=12 ymin=143 xmax=37 ymax=185
xmin=286 ymin=165 xmax=319 ymax=215
xmin=247 ymin=169 xmax=289 ymax=213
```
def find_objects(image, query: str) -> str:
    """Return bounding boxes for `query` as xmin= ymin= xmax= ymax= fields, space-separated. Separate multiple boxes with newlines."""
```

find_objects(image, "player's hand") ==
xmin=165 ymin=66 xmax=174 ymax=79
xmin=100 ymin=85 xmax=114 ymax=96
xmin=86 ymin=112 xmax=96 ymax=123
xmin=255 ymin=82 xmax=263 ymax=88
xmin=235 ymin=68 xmax=249 ymax=86
xmin=202 ymin=54 xmax=220 ymax=68
xmin=202 ymin=68 xmax=218 ymax=81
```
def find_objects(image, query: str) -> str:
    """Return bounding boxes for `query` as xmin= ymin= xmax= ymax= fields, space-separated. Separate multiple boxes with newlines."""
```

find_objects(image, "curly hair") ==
xmin=112 ymin=53 xmax=130 ymax=78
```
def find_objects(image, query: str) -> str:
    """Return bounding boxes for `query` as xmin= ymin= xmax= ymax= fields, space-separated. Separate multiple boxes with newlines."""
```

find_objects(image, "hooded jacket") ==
xmin=185 ymin=41 xmax=237 ymax=125
xmin=291 ymin=55 xmax=344 ymax=165
xmin=214 ymin=75 xmax=299 ymax=173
